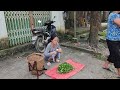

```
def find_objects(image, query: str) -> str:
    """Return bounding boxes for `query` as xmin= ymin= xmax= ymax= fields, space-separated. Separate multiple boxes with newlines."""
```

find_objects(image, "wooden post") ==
xmin=74 ymin=11 xmax=76 ymax=38
xmin=29 ymin=11 xmax=34 ymax=31
xmin=72 ymin=11 xmax=78 ymax=43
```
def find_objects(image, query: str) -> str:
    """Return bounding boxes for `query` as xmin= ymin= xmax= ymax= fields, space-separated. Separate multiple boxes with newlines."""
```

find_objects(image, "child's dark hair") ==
xmin=47 ymin=34 xmax=58 ymax=44
xmin=50 ymin=34 xmax=57 ymax=41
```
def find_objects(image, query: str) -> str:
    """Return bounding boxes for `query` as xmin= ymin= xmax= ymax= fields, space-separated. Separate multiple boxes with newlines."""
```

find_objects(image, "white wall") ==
xmin=51 ymin=11 xmax=65 ymax=32
xmin=0 ymin=11 xmax=8 ymax=39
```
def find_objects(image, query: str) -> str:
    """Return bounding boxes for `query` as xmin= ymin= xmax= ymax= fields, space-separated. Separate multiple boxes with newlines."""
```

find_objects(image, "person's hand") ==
xmin=56 ymin=49 xmax=59 ymax=52
xmin=56 ymin=48 xmax=62 ymax=53
xmin=52 ymin=51 xmax=57 ymax=55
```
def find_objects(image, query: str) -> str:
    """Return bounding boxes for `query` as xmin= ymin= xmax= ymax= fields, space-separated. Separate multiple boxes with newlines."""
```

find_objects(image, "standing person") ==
xmin=44 ymin=34 xmax=62 ymax=66
xmin=103 ymin=11 xmax=120 ymax=78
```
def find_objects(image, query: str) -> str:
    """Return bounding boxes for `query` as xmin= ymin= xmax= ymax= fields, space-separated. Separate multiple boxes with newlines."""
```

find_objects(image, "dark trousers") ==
xmin=106 ymin=39 xmax=120 ymax=68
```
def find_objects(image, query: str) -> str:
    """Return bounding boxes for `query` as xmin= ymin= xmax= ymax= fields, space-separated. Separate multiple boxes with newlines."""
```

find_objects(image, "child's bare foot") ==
xmin=53 ymin=60 xmax=55 ymax=62
xmin=56 ymin=59 xmax=60 ymax=63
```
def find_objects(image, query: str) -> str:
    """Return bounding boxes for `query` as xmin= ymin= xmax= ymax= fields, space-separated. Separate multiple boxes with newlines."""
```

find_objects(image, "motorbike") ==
xmin=31 ymin=16 xmax=57 ymax=53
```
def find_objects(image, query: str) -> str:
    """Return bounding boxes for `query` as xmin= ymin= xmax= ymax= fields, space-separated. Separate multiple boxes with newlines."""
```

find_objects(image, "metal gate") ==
xmin=4 ymin=11 xmax=51 ymax=47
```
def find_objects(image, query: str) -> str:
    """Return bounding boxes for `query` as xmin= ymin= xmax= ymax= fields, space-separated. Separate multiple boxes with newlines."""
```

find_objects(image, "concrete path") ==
xmin=0 ymin=46 xmax=118 ymax=79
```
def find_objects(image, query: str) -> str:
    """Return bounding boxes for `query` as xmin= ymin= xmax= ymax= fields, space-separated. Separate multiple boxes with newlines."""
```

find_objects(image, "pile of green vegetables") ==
xmin=57 ymin=62 xmax=74 ymax=74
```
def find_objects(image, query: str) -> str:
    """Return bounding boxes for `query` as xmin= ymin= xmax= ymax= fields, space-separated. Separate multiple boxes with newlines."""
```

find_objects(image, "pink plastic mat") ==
xmin=45 ymin=59 xmax=85 ymax=79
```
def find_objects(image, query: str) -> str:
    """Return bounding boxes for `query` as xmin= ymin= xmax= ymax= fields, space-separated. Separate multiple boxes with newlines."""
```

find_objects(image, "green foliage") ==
xmin=57 ymin=31 xmax=73 ymax=41
xmin=57 ymin=31 xmax=66 ymax=42
xmin=99 ymin=30 xmax=106 ymax=40
xmin=65 ymin=35 xmax=73 ymax=41
xmin=58 ymin=62 xmax=74 ymax=74
xmin=94 ymin=53 xmax=106 ymax=60
xmin=99 ymin=30 xmax=106 ymax=36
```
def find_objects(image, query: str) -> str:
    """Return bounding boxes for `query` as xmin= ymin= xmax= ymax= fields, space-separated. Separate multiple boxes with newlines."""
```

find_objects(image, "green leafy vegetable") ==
xmin=57 ymin=62 xmax=74 ymax=74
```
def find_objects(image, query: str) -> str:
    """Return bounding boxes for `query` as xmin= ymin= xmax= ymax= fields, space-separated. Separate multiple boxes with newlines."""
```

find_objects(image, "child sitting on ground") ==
xmin=44 ymin=34 xmax=62 ymax=66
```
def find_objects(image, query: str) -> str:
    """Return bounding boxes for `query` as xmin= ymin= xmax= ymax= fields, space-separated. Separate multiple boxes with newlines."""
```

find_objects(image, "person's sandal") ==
xmin=102 ymin=67 xmax=112 ymax=72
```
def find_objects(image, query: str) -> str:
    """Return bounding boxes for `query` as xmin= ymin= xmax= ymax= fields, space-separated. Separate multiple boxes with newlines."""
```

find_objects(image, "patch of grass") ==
xmin=94 ymin=53 xmax=106 ymax=60
xmin=76 ymin=29 xmax=89 ymax=35
xmin=99 ymin=30 xmax=107 ymax=41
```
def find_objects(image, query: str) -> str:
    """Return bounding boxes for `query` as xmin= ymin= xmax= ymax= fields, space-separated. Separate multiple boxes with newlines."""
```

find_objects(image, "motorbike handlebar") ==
xmin=44 ymin=20 xmax=55 ymax=26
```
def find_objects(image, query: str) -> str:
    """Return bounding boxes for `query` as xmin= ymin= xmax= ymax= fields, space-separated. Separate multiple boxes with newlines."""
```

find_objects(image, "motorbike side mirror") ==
xmin=38 ymin=20 xmax=42 ymax=23
xmin=53 ymin=16 xmax=56 ymax=19
xmin=51 ymin=16 xmax=56 ymax=21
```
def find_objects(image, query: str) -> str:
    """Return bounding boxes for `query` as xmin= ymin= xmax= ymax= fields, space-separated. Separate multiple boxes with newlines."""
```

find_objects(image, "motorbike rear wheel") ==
xmin=35 ymin=36 xmax=45 ymax=53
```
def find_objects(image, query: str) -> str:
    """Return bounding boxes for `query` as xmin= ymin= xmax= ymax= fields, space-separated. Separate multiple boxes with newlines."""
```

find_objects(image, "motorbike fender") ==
xmin=32 ymin=36 xmax=38 ymax=44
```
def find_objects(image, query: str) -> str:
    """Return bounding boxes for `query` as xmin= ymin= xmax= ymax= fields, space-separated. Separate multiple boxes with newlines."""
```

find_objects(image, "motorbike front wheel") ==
xmin=35 ymin=36 xmax=45 ymax=53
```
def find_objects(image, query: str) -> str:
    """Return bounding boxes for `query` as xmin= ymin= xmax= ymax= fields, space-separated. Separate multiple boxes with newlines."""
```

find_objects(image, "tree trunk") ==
xmin=65 ymin=11 xmax=74 ymax=29
xmin=84 ymin=11 xmax=88 ymax=27
xmin=89 ymin=11 xmax=101 ymax=48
